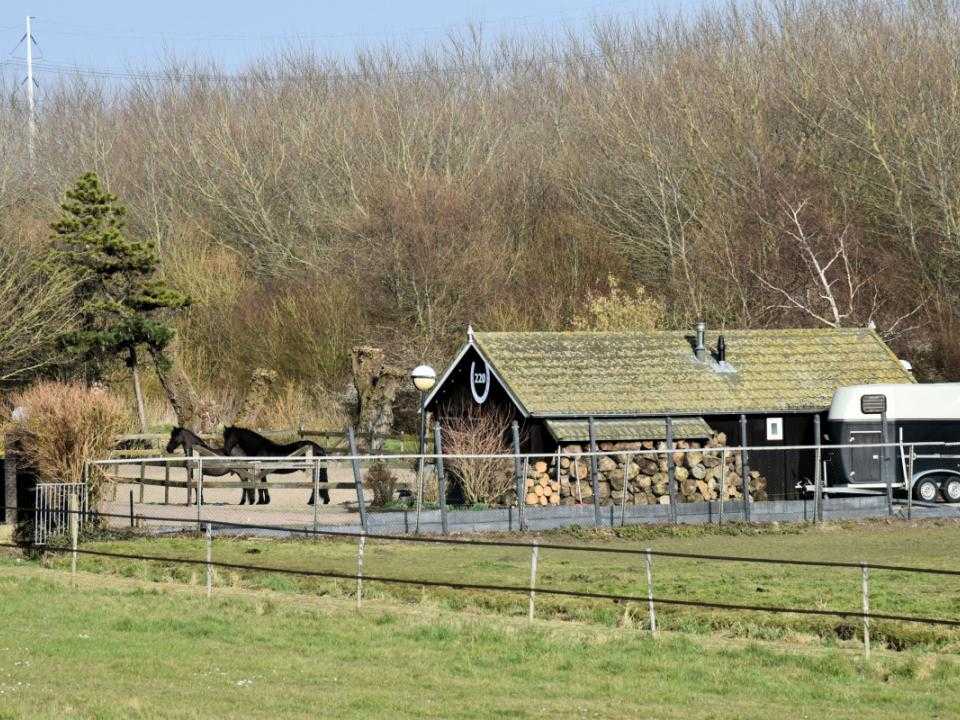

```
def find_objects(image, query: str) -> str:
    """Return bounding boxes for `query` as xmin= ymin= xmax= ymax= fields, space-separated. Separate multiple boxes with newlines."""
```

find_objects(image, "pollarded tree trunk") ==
xmin=351 ymin=346 xmax=404 ymax=453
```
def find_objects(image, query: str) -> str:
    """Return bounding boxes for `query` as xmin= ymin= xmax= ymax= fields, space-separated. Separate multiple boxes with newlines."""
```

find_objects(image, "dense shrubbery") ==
xmin=10 ymin=381 xmax=131 ymax=500
xmin=1 ymin=0 xmax=959 ymax=423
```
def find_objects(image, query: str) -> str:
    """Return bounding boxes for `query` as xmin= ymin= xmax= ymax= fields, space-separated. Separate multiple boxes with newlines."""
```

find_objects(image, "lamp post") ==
xmin=411 ymin=364 xmax=436 ymax=533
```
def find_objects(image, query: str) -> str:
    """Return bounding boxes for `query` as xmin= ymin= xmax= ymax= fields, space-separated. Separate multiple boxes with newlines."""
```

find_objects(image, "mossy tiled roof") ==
xmin=473 ymin=328 xmax=912 ymax=417
xmin=546 ymin=417 xmax=712 ymax=442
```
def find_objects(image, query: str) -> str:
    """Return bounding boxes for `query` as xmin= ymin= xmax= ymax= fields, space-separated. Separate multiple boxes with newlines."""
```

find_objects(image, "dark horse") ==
xmin=165 ymin=426 xmax=241 ymax=505
xmin=222 ymin=426 xmax=330 ymax=506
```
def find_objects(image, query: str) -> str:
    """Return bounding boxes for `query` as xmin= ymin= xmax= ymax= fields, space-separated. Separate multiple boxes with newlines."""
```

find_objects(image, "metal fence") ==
xmin=34 ymin=482 xmax=88 ymax=545
xmin=80 ymin=438 xmax=960 ymax=537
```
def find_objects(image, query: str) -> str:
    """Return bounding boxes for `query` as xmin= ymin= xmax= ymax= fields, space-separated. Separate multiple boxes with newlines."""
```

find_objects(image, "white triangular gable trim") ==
xmin=424 ymin=339 xmax=529 ymax=417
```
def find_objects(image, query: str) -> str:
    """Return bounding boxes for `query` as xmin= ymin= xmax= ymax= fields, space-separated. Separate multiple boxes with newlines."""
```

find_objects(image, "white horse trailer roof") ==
xmin=829 ymin=383 xmax=960 ymax=422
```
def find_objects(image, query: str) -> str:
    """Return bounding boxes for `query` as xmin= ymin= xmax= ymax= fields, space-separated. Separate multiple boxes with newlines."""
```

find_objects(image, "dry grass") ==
xmin=11 ymin=381 xmax=132 ymax=499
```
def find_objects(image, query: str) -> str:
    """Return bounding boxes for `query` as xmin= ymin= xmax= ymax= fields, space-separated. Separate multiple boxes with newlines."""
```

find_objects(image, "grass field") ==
xmin=34 ymin=518 xmax=960 ymax=652
xmin=0 ymin=562 xmax=959 ymax=720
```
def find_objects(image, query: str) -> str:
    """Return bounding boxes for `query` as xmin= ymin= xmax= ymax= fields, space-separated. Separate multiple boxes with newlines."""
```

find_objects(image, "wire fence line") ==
xmin=8 ymin=502 xmax=960 ymax=658
xmin=9 ymin=502 xmax=960 ymax=578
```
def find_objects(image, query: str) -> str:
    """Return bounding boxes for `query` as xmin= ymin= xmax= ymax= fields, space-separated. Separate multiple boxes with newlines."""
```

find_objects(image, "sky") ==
xmin=0 ymin=0 xmax=696 ymax=81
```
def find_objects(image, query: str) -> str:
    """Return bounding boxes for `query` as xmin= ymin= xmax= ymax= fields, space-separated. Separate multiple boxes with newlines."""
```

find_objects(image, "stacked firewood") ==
xmin=524 ymin=432 xmax=767 ymax=506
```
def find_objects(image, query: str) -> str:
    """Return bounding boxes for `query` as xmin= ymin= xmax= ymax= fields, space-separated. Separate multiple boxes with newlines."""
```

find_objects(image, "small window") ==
xmin=766 ymin=417 xmax=783 ymax=441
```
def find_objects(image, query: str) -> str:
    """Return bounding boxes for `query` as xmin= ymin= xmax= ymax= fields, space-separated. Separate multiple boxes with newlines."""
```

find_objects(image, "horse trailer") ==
xmin=825 ymin=383 xmax=960 ymax=503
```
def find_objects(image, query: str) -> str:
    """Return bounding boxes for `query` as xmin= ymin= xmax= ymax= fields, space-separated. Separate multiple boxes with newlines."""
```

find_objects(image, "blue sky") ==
xmin=1 ymin=1 xmax=694 ymax=78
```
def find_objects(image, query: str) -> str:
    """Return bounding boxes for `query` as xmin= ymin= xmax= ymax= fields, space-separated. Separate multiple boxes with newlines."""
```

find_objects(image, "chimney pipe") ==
xmin=694 ymin=320 xmax=706 ymax=362
xmin=717 ymin=335 xmax=726 ymax=363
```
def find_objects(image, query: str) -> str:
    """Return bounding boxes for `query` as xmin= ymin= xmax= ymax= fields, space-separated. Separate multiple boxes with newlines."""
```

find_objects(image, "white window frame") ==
xmin=766 ymin=417 xmax=784 ymax=441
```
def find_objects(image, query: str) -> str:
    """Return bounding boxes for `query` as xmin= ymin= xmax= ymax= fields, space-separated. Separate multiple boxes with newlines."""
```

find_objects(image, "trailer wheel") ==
xmin=913 ymin=477 xmax=940 ymax=503
xmin=940 ymin=477 xmax=960 ymax=503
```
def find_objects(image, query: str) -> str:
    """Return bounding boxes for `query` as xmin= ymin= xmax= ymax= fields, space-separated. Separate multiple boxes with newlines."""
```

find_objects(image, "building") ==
xmin=425 ymin=324 xmax=914 ymax=499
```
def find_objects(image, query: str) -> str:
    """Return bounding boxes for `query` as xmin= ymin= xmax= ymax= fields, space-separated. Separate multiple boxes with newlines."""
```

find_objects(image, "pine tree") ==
xmin=50 ymin=172 xmax=189 ymax=430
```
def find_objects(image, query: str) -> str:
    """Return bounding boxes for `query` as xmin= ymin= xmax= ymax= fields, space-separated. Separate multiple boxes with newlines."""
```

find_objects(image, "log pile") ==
xmin=524 ymin=432 xmax=768 ymax=506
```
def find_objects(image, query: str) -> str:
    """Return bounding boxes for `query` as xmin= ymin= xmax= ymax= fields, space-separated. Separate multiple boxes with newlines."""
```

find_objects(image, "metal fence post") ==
xmin=665 ymin=418 xmax=677 ymax=524
xmin=434 ymin=425 xmax=448 ymax=535
xmin=739 ymin=414 xmax=751 ymax=523
xmin=312 ymin=458 xmax=320 ymax=533
xmin=619 ymin=459 xmax=629 ymax=527
xmin=814 ymin=414 xmax=823 ymax=523
xmin=881 ymin=409 xmax=893 ymax=517
xmin=861 ymin=562 xmax=871 ymax=660
xmin=907 ymin=444 xmax=914 ymax=521
xmin=205 ymin=522 xmax=213 ymax=598
xmin=588 ymin=417 xmax=602 ymax=527
xmin=718 ymin=447 xmax=726 ymax=526
xmin=512 ymin=421 xmax=525 ymax=531
xmin=644 ymin=547 xmax=657 ymax=635
xmin=347 ymin=427 xmax=368 ymax=532
xmin=69 ymin=493 xmax=78 ymax=584
xmin=196 ymin=453 xmax=204 ymax=530
xmin=528 ymin=541 xmax=539 ymax=621
xmin=356 ymin=534 xmax=366 ymax=610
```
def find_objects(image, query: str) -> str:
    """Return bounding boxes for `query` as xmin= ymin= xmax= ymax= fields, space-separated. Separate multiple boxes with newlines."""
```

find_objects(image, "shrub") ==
xmin=11 ymin=381 xmax=131 ymax=502
xmin=365 ymin=462 xmax=399 ymax=507
xmin=572 ymin=276 xmax=665 ymax=332
xmin=441 ymin=407 xmax=515 ymax=505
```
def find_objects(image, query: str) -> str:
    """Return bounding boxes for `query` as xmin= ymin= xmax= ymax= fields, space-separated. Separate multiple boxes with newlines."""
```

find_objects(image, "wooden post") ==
xmin=347 ymin=427 xmax=368 ymax=532
xmin=573 ymin=455 xmax=583 ymax=504
xmin=434 ymin=425 xmax=448 ymax=535
xmin=512 ymin=421 xmax=525 ymax=531
xmin=587 ymin=417 xmax=601 ymax=527
xmin=814 ymin=414 xmax=823 ymax=523
xmin=185 ymin=458 xmax=192 ymax=506
xmin=528 ymin=541 xmax=539 ymax=621
xmin=129 ymin=490 xmax=134 ymax=528
xmin=69 ymin=493 xmax=78 ymax=584
xmin=138 ymin=462 xmax=146 ymax=503
xmin=644 ymin=548 xmax=657 ymax=635
xmin=356 ymin=534 xmax=366 ymax=610
xmin=739 ymin=414 xmax=751 ymax=523
xmin=665 ymin=418 xmax=677 ymax=524
xmin=205 ymin=522 xmax=213 ymax=598
xmin=164 ymin=463 xmax=170 ymax=505
xmin=861 ymin=562 xmax=871 ymax=660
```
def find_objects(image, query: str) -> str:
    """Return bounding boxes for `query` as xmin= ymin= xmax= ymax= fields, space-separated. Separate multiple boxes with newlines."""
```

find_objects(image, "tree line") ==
xmin=0 ymin=0 xmax=957 ymax=426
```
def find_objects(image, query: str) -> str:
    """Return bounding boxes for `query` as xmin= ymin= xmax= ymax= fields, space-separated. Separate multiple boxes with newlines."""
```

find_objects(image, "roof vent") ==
xmin=717 ymin=335 xmax=726 ymax=363
xmin=694 ymin=320 xmax=706 ymax=362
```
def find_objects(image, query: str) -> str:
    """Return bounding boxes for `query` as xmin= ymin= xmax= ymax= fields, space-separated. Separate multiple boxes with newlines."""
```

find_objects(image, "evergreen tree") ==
xmin=50 ymin=172 xmax=189 ymax=430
